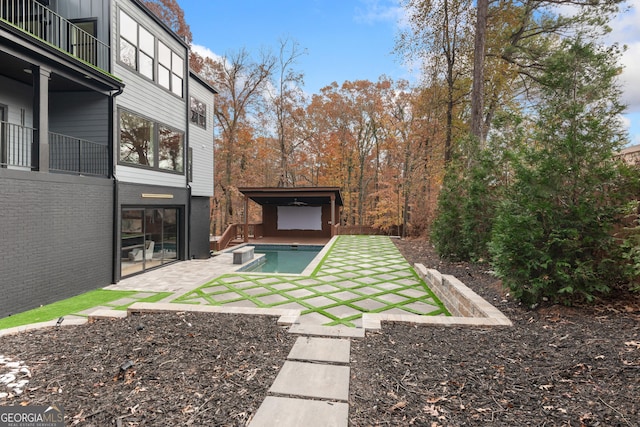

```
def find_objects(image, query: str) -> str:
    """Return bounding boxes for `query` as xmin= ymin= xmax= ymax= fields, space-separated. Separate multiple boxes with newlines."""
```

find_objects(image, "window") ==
xmin=190 ymin=96 xmax=206 ymax=129
xmin=119 ymin=10 xmax=154 ymax=80
xmin=158 ymin=40 xmax=183 ymax=97
xmin=159 ymin=126 xmax=184 ymax=172
xmin=118 ymin=9 xmax=184 ymax=97
xmin=121 ymin=208 xmax=180 ymax=277
xmin=120 ymin=110 xmax=154 ymax=166
xmin=119 ymin=109 xmax=184 ymax=173
xmin=138 ymin=26 xmax=154 ymax=79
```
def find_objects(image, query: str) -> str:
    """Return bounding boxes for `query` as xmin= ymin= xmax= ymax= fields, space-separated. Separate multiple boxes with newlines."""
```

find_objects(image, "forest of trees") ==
xmin=144 ymin=0 xmax=639 ymax=303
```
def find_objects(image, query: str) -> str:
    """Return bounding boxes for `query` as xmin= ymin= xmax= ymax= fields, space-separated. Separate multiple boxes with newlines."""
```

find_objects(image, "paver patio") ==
xmin=173 ymin=235 xmax=449 ymax=327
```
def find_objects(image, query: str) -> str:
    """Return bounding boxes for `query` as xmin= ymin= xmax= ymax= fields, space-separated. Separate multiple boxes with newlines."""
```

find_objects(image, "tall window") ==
xmin=119 ymin=10 xmax=154 ymax=80
xmin=158 ymin=40 xmax=183 ymax=97
xmin=159 ymin=126 xmax=184 ymax=172
xmin=120 ymin=110 xmax=155 ymax=166
xmin=190 ymin=96 xmax=206 ymax=129
xmin=119 ymin=109 xmax=184 ymax=173
xmin=118 ymin=9 xmax=184 ymax=97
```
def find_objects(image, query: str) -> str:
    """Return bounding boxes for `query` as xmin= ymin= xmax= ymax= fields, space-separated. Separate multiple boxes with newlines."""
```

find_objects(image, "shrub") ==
xmin=489 ymin=38 xmax=634 ymax=304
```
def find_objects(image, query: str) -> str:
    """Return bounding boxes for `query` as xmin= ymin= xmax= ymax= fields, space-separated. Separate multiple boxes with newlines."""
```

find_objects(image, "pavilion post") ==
xmin=244 ymin=195 xmax=249 ymax=242
xmin=330 ymin=194 xmax=336 ymax=236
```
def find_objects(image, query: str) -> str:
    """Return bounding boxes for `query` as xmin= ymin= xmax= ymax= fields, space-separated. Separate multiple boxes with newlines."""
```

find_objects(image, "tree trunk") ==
xmin=471 ymin=0 xmax=488 ymax=145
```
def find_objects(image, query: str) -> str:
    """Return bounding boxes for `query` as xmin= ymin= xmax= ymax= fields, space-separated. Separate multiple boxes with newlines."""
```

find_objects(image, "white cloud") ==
xmin=607 ymin=0 xmax=640 ymax=112
xmin=354 ymin=0 xmax=404 ymax=25
xmin=619 ymin=113 xmax=631 ymax=129
xmin=191 ymin=43 xmax=224 ymax=63
xmin=619 ymin=42 xmax=640 ymax=112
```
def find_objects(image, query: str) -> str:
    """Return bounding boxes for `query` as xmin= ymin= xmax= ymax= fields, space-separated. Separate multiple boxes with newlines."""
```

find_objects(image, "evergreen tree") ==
xmin=489 ymin=38 xmax=634 ymax=304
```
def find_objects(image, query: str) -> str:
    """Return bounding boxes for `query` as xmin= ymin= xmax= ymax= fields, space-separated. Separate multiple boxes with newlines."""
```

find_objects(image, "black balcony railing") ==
xmin=0 ymin=0 xmax=109 ymax=71
xmin=1 ymin=121 xmax=34 ymax=169
xmin=0 ymin=122 xmax=109 ymax=176
xmin=49 ymin=132 xmax=109 ymax=177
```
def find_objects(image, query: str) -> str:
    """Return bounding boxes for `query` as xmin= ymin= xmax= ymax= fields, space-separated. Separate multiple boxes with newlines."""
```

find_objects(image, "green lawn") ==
xmin=0 ymin=289 xmax=171 ymax=330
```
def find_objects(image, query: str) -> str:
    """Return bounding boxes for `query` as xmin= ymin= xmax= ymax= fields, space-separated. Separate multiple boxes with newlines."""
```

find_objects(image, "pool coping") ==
xmin=230 ymin=237 xmax=338 ymax=276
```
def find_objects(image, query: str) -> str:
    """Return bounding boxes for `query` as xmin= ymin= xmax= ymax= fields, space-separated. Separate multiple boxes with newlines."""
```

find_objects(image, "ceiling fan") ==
xmin=288 ymin=198 xmax=308 ymax=206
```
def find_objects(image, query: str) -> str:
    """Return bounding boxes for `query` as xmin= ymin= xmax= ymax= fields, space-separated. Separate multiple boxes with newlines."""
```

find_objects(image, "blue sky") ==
xmin=178 ymin=0 xmax=640 ymax=147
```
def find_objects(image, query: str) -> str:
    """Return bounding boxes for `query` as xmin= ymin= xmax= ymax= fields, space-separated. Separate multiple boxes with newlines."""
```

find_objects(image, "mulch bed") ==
xmin=0 ymin=313 xmax=295 ymax=426
xmin=1 ymin=238 xmax=639 ymax=426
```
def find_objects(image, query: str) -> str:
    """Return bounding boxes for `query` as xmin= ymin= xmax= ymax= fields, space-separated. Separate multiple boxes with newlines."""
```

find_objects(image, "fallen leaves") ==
xmin=625 ymin=341 xmax=640 ymax=350
xmin=390 ymin=401 xmax=407 ymax=411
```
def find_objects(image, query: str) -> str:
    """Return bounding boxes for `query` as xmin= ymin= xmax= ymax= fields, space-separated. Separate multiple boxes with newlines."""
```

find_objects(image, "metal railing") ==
xmin=49 ymin=132 xmax=109 ymax=177
xmin=0 ymin=0 xmax=109 ymax=70
xmin=1 ymin=121 xmax=34 ymax=169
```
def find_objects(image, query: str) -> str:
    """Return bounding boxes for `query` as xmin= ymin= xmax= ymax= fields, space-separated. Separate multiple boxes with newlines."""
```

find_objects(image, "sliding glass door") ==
xmin=121 ymin=207 xmax=179 ymax=277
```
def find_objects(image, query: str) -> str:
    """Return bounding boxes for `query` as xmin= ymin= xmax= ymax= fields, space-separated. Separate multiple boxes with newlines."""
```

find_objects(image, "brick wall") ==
xmin=0 ymin=170 xmax=114 ymax=318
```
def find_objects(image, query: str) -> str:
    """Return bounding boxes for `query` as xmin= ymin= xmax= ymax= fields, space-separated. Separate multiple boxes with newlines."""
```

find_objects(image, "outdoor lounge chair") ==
xmin=128 ymin=240 xmax=154 ymax=262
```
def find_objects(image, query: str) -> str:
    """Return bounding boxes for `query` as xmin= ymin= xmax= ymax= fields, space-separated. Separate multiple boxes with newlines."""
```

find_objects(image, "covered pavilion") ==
xmin=237 ymin=187 xmax=343 ymax=243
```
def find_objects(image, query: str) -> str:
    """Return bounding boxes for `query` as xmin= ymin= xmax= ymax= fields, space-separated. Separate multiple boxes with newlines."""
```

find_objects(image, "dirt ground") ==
xmin=1 ymin=238 xmax=639 ymax=426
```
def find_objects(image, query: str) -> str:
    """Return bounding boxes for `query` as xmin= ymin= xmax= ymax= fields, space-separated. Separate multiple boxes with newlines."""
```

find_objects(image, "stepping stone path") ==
xmin=249 ymin=335 xmax=352 ymax=427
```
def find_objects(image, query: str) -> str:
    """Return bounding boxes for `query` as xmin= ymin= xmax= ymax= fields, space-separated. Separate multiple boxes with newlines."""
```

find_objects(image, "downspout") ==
xmin=187 ymin=184 xmax=192 ymax=259
xmin=110 ymin=86 xmax=124 ymax=284
xmin=185 ymin=69 xmax=191 ymax=260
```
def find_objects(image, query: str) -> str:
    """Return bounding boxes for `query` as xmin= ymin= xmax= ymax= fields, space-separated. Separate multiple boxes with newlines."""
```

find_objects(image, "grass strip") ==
xmin=0 ymin=289 xmax=137 ymax=330
xmin=111 ymin=291 xmax=173 ymax=310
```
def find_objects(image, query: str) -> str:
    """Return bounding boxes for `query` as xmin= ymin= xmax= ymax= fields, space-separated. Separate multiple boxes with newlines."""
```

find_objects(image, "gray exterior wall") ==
xmin=49 ymin=91 xmax=110 ymax=145
xmin=0 ymin=75 xmax=34 ymax=127
xmin=188 ymin=76 xmax=214 ymax=197
xmin=112 ymin=0 xmax=189 ymax=188
xmin=50 ymin=0 xmax=111 ymax=46
xmin=0 ymin=170 xmax=113 ymax=319
xmin=190 ymin=196 xmax=210 ymax=259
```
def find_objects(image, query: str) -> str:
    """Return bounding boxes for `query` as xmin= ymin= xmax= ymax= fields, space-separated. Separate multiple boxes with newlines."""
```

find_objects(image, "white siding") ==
xmin=117 ymin=164 xmax=185 ymax=187
xmin=112 ymin=0 xmax=188 ymax=188
xmin=189 ymin=78 xmax=214 ymax=197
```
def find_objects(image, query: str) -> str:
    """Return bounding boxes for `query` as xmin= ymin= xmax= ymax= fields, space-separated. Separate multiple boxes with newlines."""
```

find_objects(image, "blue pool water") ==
xmin=244 ymin=245 xmax=323 ymax=274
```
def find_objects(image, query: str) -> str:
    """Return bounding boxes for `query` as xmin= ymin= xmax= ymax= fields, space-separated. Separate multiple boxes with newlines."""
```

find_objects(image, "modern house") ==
xmin=0 ymin=0 xmax=216 ymax=318
xmin=620 ymin=144 xmax=640 ymax=166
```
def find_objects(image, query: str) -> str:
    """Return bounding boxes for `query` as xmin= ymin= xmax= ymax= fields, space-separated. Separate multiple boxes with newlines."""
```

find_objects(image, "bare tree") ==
xmin=268 ymin=38 xmax=307 ymax=187
xmin=202 ymin=49 xmax=276 ymax=225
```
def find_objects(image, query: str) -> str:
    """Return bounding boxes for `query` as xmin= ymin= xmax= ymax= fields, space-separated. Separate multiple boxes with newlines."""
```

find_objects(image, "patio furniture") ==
xmin=128 ymin=240 xmax=154 ymax=262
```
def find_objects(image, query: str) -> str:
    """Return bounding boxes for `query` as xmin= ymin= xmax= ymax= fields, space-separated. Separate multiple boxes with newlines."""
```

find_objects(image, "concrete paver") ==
xmin=249 ymin=396 xmax=348 ymax=427
xmin=269 ymin=361 xmax=350 ymax=401
xmin=288 ymin=323 xmax=365 ymax=338
xmin=287 ymin=337 xmax=351 ymax=364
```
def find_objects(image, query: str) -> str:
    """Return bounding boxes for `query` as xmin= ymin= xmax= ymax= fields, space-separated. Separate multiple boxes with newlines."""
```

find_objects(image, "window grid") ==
xmin=119 ymin=109 xmax=184 ymax=174
xmin=119 ymin=9 xmax=184 ymax=98
xmin=190 ymin=96 xmax=206 ymax=129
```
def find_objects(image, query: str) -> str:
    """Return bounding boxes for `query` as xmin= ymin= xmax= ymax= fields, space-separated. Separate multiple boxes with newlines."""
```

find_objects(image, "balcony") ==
xmin=1 ymin=122 xmax=110 ymax=177
xmin=0 ymin=0 xmax=109 ymax=71
xmin=0 ymin=121 xmax=32 ymax=169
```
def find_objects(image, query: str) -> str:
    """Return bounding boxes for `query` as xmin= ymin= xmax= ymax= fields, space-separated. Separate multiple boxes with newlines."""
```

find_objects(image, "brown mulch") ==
xmin=1 ymin=238 xmax=639 ymax=426
xmin=0 ymin=313 xmax=296 ymax=426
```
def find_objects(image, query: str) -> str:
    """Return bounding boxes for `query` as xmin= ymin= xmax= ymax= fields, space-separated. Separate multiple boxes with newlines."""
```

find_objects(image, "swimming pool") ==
xmin=242 ymin=244 xmax=324 ymax=274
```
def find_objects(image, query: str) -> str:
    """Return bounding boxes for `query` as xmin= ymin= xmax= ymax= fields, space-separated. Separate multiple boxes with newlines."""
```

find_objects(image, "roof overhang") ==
xmin=238 ymin=187 xmax=343 ymax=207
